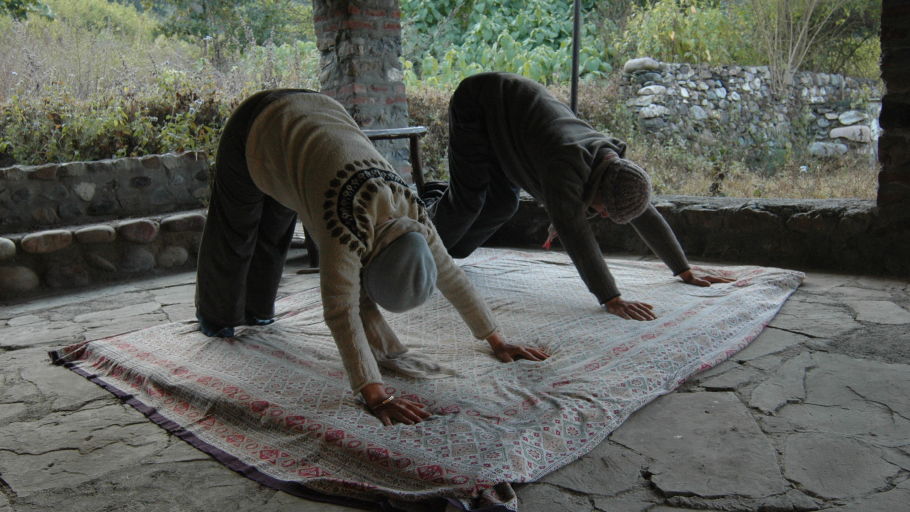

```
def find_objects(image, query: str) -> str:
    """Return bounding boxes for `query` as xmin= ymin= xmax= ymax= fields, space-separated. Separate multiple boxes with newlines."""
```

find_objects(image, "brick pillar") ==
xmin=878 ymin=0 xmax=910 ymax=209
xmin=312 ymin=0 xmax=412 ymax=177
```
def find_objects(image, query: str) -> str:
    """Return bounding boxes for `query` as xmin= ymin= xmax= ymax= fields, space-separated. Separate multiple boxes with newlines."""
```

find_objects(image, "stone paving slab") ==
xmin=848 ymin=300 xmax=910 ymax=324
xmin=611 ymin=391 xmax=790 ymax=499
xmin=829 ymin=479 xmax=910 ymax=512
xmin=748 ymin=352 xmax=814 ymax=414
xmin=1 ymin=255 xmax=909 ymax=512
xmin=782 ymin=433 xmax=901 ymax=500
xmin=769 ymin=298 xmax=862 ymax=339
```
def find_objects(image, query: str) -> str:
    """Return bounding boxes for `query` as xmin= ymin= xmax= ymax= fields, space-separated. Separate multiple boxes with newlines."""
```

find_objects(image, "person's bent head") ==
xmin=601 ymin=159 xmax=652 ymax=224
xmin=362 ymin=231 xmax=437 ymax=312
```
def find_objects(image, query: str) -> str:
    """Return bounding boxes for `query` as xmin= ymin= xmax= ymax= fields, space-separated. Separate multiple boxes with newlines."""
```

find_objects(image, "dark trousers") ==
xmin=194 ymin=90 xmax=310 ymax=328
xmin=430 ymin=82 xmax=521 ymax=259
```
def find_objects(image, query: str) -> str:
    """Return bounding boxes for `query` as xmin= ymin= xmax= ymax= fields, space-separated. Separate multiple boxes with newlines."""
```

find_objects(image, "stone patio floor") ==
xmin=1 ymin=250 xmax=908 ymax=512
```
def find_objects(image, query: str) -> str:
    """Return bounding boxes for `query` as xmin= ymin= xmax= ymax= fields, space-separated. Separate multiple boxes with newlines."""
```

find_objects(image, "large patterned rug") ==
xmin=49 ymin=249 xmax=803 ymax=511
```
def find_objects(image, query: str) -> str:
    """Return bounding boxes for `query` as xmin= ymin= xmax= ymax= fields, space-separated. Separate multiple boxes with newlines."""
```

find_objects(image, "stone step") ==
xmin=0 ymin=210 xmax=211 ymax=301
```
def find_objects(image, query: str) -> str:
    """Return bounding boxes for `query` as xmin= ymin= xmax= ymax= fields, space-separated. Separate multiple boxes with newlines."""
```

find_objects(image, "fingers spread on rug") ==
xmin=370 ymin=396 xmax=431 ymax=426
xmin=604 ymin=296 xmax=657 ymax=321
xmin=485 ymin=331 xmax=550 ymax=363
xmin=492 ymin=343 xmax=550 ymax=363
xmin=680 ymin=268 xmax=736 ymax=287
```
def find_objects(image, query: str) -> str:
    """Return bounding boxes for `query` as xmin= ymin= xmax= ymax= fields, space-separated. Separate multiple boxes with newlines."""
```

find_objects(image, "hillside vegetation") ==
xmin=0 ymin=0 xmax=881 ymax=198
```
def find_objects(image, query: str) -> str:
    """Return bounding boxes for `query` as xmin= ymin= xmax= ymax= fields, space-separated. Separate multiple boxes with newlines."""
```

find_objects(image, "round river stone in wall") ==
xmin=0 ymin=266 xmax=40 ymax=293
xmin=31 ymin=206 xmax=60 ymax=225
xmin=838 ymin=110 xmax=867 ymax=125
xmin=118 ymin=219 xmax=160 ymax=243
xmin=85 ymin=252 xmax=117 ymax=272
xmin=74 ymin=225 xmax=117 ymax=244
xmin=58 ymin=203 xmax=84 ymax=221
xmin=809 ymin=141 xmax=848 ymax=157
xmin=623 ymin=57 xmax=661 ymax=74
xmin=73 ymin=182 xmax=96 ymax=202
xmin=161 ymin=212 xmax=206 ymax=232
xmin=156 ymin=246 xmax=189 ymax=268
xmin=830 ymin=125 xmax=872 ymax=143
xmin=45 ymin=261 xmax=91 ymax=289
xmin=21 ymin=230 xmax=73 ymax=254
xmin=121 ymin=246 xmax=156 ymax=272
xmin=0 ymin=237 xmax=15 ymax=261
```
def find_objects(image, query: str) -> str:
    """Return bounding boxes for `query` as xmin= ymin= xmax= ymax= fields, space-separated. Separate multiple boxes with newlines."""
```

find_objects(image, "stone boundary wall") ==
xmin=1 ymin=151 xmax=908 ymax=301
xmin=3 ymin=195 xmax=907 ymax=302
xmin=490 ymin=196 xmax=910 ymax=278
xmin=621 ymin=58 xmax=881 ymax=160
xmin=0 ymin=152 xmax=209 ymax=234
xmin=0 ymin=211 xmax=206 ymax=300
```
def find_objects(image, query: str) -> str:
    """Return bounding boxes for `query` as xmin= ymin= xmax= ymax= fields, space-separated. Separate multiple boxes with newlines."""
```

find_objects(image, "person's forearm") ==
xmin=549 ymin=214 xmax=620 ymax=304
xmin=485 ymin=331 xmax=505 ymax=351
xmin=360 ymin=382 xmax=389 ymax=406
xmin=428 ymin=232 xmax=498 ymax=338
xmin=629 ymin=205 xmax=689 ymax=275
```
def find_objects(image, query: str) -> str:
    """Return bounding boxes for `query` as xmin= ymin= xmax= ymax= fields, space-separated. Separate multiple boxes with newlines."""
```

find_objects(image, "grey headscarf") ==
xmin=362 ymin=231 xmax=437 ymax=312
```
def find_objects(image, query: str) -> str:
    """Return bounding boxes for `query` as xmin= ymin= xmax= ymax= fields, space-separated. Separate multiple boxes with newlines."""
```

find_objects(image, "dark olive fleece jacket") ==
xmin=455 ymin=72 xmax=690 ymax=303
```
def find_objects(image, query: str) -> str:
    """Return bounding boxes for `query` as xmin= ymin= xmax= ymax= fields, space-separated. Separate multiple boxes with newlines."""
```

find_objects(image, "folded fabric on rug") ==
xmin=49 ymin=248 xmax=803 ymax=511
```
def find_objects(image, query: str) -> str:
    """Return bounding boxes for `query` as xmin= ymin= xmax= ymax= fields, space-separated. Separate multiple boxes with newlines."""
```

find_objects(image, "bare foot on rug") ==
xmin=605 ymin=297 xmax=657 ymax=321
xmin=679 ymin=269 xmax=735 ymax=287
xmin=362 ymin=383 xmax=432 ymax=426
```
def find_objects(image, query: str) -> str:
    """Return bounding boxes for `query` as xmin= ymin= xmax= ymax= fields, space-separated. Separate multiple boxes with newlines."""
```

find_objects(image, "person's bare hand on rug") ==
xmin=679 ymin=269 xmax=735 ymax=287
xmin=605 ymin=296 xmax=657 ymax=321
xmin=486 ymin=332 xmax=550 ymax=362
xmin=362 ymin=383 xmax=432 ymax=426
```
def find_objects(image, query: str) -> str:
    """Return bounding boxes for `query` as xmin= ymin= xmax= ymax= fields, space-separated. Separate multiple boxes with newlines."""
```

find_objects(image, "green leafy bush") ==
xmin=401 ymin=0 xmax=611 ymax=86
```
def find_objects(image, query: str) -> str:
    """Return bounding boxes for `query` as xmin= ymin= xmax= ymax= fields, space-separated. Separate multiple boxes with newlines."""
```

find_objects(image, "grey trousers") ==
xmin=194 ymin=90 xmax=310 ymax=328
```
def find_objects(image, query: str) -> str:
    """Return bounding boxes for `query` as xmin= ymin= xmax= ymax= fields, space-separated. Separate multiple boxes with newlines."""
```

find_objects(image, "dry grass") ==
xmin=0 ymin=11 xmax=319 ymax=166
xmin=632 ymin=145 xmax=878 ymax=199
xmin=0 ymin=10 xmax=319 ymax=105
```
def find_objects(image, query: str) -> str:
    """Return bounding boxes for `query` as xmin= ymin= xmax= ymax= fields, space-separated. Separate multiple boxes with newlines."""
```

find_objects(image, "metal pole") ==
xmin=570 ymin=0 xmax=581 ymax=113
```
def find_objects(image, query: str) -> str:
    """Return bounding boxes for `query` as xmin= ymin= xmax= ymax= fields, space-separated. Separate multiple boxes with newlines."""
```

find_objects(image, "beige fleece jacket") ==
xmin=245 ymin=93 xmax=497 ymax=393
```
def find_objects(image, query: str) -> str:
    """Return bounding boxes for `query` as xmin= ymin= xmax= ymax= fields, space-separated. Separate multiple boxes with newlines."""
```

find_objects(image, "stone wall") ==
xmin=621 ymin=58 xmax=881 ymax=161
xmin=490 ymin=196 xmax=909 ymax=278
xmin=0 ymin=152 xmax=208 ymax=234
xmin=0 ymin=211 xmax=206 ymax=299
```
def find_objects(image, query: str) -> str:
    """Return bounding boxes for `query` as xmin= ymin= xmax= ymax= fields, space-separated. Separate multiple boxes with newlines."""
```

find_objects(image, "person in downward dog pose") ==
xmin=195 ymin=89 xmax=549 ymax=426
xmin=428 ymin=72 xmax=732 ymax=320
